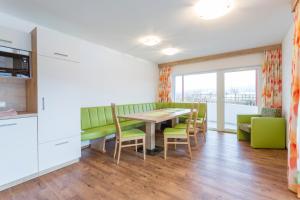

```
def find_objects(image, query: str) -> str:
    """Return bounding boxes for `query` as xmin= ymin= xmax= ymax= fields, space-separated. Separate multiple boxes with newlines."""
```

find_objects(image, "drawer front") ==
xmin=0 ymin=117 xmax=38 ymax=186
xmin=37 ymin=27 xmax=80 ymax=62
xmin=38 ymin=135 xmax=81 ymax=172
xmin=0 ymin=26 xmax=31 ymax=51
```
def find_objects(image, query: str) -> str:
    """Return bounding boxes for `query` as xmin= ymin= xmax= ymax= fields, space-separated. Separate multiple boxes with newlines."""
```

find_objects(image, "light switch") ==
xmin=0 ymin=101 xmax=6 ymax=108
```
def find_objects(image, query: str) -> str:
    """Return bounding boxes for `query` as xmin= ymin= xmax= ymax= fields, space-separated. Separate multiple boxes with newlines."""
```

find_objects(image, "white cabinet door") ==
xmin=37 ymin=55 xmax=80 ymax=144
xmin=37 ymin=27 xmax=80 ymax=62
xmin=39 ymin=135 xmax=81 ymax=172
xmin=0 ymin=117 xmax=38 ymax=186
xmin=0 ymin=26 xmax=31 ymax=51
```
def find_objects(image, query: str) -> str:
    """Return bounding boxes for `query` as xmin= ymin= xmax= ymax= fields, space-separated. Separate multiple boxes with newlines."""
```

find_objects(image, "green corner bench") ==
xmin=237 ymin=107 xmax=286 ymax=149
xmin=81 ymin=102 xmax=207 ymax=152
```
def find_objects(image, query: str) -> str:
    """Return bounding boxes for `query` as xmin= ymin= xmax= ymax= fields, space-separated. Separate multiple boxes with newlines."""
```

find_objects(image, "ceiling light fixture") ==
xmin=139 ymin=35 xmax=161 ymax=46
xmin=194 ymin=0 xmax=233 ymax=20
xmin=162 ymin=48 xmax=179 ymax=56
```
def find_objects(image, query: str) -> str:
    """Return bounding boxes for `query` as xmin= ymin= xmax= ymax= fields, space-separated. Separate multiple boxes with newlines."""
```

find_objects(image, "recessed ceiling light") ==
xmin=162 ymin=48 xmax=179 ymax=56
xmin=139 ymin=35 xmax=161 ymax=46
xmin=194 ymin=0 xmax=233 ymax=20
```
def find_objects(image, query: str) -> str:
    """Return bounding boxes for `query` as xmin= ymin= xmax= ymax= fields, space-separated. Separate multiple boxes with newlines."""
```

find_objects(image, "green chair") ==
xmin=174 ymin=103 xmax=201 ymax=145
xmin=111 ymin=103 xmax=146 ymax=164
xmin=237 ymin=107 xmax=286 ymax=149
xmin=163 ymin=107 xmax=193 ymax=160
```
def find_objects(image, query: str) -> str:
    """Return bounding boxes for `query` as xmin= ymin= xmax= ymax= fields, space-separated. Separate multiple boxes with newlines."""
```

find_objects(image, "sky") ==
xmin=175 ymin=70 xmax=256 ymax=93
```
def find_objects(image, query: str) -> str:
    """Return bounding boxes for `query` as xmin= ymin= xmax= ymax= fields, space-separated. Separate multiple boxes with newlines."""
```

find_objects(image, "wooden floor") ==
xmin=0 ymin=131 xmax=296 ymax=200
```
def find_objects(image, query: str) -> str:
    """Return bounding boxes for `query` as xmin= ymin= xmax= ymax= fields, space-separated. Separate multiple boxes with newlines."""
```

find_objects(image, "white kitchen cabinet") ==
xmin=38 ymin=135 xmax=81 ymax=172
xmin=0 ymin=26 xmax=31 ymax=51
xmin=37 ymin=55 xmax=81 ymax=144
xmin=36 ymin=27 xmax=80 ymax=62
xmin=35 ymin=27 xmax=81 ymax=171
xmin=0 ymin=117 xmax=38 ymax=187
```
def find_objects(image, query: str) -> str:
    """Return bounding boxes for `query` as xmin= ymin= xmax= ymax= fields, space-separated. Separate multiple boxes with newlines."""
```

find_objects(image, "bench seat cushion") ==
xmin=81 ymin=120 xmax=144 ymax=141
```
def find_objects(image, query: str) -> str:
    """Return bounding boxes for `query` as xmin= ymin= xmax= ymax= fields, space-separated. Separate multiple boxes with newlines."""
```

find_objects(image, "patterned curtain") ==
xmin=289 ymin=3 xmax=300 ymax=197
xmin=262 ymin=49 xmax=282 ymax=109
xmin=158 ymin=66 xmax=172 ymax=102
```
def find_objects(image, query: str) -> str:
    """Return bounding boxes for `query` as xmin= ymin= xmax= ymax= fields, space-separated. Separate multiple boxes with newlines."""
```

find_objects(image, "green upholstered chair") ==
xmin=163 ymin=107 xmax=193 ymax=160
xmin=111 ymin=103 xmax=146 ymax=165
xmin=237 ymin=107 xmax=286 ymax=149
xmin=174 ymin=103 xmax=201 ymax=145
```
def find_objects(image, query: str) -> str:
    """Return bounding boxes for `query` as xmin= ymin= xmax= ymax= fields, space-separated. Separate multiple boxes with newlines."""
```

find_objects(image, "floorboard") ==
xmin=0 ymin=131 xmax=296 ymax=200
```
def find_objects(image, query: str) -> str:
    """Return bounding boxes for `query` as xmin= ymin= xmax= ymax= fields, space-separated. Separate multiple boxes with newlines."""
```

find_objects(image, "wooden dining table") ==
xmin=118 ymin=108 xmax=192 ymax=155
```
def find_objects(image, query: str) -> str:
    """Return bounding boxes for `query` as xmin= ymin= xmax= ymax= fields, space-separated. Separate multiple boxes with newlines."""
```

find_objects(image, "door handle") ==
xmin=55 ymin=141 xmax=69 ymax=146
xmin=0 ymin=123 xmax=17 ymax=127
xmin=42 ymin=97 xmax=45 ymax=111
xmin=54 ymin=52 xmax=68 ymax=57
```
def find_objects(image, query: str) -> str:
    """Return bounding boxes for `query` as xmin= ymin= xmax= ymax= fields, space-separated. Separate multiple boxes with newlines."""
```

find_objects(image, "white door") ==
xmin=0 ymin=117 xmax=38 ymax=186
xmin=38 ymin=55 xmax=80 ymax=144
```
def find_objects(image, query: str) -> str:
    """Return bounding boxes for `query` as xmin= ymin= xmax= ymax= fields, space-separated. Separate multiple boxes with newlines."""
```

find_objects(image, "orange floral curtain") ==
xmin=289 ymin=3 xmax=300 ymax=197
xmin=158 ymin=66 xmax=172 ymax=102
xmin=261 ymin=49 xmax=282 ymax=109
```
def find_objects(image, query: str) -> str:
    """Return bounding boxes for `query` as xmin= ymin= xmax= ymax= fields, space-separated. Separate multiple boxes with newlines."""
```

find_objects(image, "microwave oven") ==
xmin=0 ymin=46 xmax=31 ymax=79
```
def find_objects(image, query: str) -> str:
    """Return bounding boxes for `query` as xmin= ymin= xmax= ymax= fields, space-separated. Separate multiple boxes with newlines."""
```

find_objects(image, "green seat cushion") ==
xmin=239 ymin=123 xmax=251 ymax=133
xmin=122 ymin=129 xmax=145 ymax=138
xmin=81 ymin=125 xmax=116 ymax=141
xmin=81 ymin=120 xmax=144 ymax=141
xmin=164 ymin=128 xmax=186 ymax=137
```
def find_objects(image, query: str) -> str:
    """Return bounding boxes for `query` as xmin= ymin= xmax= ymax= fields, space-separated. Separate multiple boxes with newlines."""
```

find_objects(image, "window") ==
xmin=174 ymin=67 xmax=260 ymax=132
xmin=175 ymin=73 xmax=217 ymax=129
xmin=224 ymin=70 xmax=258 ymax=130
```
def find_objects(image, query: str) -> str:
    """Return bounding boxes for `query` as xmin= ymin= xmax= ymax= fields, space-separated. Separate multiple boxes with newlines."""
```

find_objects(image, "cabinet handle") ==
xmin=42 ymin=97 xmax=45 ymax=111
xmin=0 ymin=123 xmax=17 ymax=127
xmin=55 ymin=141 xmax=69 ymax=146
xmin=0 ymin=38 xmax=13 ymax=44
xmin=54 ymin=52 xmax=68 ymax=57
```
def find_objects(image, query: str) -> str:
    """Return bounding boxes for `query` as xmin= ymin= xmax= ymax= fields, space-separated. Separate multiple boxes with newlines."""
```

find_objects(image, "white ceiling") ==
xmin=0 ymin=0 xmax=292 ymax=63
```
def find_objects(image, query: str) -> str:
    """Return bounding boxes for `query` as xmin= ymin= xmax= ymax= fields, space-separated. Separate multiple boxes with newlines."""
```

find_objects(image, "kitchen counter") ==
xmin=0 ymin=112 xmax=38 ymax=120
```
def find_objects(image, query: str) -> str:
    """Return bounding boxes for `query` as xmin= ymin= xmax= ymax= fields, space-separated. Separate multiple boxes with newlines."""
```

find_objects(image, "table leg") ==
xmin=145 ymin=122 xmax=155 ymax=150
xmin=144 ymin=122 xmax=163 ymax=155
xmin=171 ymin=117 xmax=179 ymax=127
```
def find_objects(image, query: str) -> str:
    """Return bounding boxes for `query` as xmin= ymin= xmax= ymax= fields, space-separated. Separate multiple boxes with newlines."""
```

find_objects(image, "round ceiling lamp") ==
xmin=194 ymin=0 xmax=234 ymax=20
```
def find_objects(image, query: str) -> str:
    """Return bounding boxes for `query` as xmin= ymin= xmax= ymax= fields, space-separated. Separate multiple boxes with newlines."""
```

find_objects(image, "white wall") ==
xmin=282 ymin=24 xmax=294 ymax=144
xmin=79 ymin=41 xmax=158 ymax=107
xmin=0 ymin=12 xmax=158 ymax=107
xmin=172 ymin=53 xmax=264 ymax=75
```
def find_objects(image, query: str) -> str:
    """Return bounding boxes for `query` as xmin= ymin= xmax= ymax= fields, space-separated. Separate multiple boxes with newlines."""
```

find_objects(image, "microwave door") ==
xmin=0 ymin=55 xmax=13 ymax=77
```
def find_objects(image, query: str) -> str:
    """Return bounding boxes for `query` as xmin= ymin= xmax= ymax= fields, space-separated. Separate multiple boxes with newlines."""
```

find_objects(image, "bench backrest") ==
xmin=81 ymin=102 xmax=207 ymax=130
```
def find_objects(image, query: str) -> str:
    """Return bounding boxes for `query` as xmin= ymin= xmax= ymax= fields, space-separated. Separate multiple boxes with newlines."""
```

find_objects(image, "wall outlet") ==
xmin=0 ymin=101 xmax=6 ymax=108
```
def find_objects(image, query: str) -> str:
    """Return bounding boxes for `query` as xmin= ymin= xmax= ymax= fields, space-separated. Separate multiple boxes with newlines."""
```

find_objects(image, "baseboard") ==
xmin=0 ymin=173 xmax=39 ymax=192
xmin=38 ymin=159 xmax=79 ymax=176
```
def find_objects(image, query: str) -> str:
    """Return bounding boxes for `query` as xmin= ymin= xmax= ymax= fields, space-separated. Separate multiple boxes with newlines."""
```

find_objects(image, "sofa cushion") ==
xmin=81 ymin=120 xmax=145 ymax=141
xmin=261 ymin=107 xmax=281 ymax=117
xmin=239 ymin=123 xmax=251 ymax=133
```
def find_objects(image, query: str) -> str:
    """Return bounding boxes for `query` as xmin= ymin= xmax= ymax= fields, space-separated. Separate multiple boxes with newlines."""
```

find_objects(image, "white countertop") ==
xmin=0 ymin=113 xmax=38 ymax=120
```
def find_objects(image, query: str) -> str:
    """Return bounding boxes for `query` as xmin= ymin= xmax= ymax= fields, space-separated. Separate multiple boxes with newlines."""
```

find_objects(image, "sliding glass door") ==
xmin=173 ymin=67 xmax=260 ymax=132
xmin=224 ymin=70 xmax=259 ymax=131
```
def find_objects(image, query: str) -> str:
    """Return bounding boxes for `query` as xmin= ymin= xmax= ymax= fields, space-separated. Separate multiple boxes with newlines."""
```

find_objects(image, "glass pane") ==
xmin=224 ymin=70 xmax=258 ymax=130
xmin=174 ymin=76 xmax=182 ymax=102
xmin=184 ymin=73 xmax=217 ymax=129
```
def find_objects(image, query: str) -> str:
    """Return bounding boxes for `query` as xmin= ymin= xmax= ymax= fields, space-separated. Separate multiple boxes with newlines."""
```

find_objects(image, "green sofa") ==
xmin=237 ymin=108 xmax=286 ymax=149
xmin=81 ymin=102 xmax=207 ymax=142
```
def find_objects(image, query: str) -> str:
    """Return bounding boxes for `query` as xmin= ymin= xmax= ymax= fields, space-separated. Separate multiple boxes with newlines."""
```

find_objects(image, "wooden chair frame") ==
xmin=164 ymin=107 xmax=193 ymax=160
xmin=111 ymin=103 xmax=146 ymax=165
